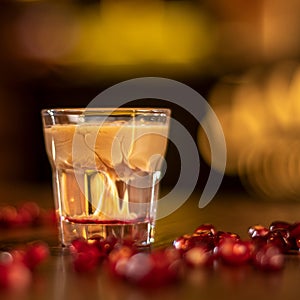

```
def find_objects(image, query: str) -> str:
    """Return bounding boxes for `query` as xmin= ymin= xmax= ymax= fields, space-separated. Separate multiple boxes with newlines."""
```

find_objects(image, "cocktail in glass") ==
xmin=41 ymin=108 xmax=170 ymax=247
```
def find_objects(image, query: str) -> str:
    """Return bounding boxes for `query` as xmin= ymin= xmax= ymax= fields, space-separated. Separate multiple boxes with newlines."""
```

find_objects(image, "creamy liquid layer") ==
xmin=44 ymin=123 xmax=169 ymax=173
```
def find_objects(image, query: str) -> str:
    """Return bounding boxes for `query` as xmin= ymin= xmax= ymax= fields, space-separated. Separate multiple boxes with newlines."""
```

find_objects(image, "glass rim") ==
xmin=41 ymin=107 xmax=171 ymax=116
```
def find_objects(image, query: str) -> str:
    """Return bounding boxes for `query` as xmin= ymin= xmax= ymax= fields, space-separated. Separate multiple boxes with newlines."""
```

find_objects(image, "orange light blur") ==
xmin=198 ymin=61 xmax=300 ymax=200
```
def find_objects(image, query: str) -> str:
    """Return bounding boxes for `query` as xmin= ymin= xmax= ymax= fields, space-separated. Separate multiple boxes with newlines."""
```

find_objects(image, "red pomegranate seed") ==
xmin=295 ymin=236 xmax=300 ymax=249
xmin=95 ymin=236 xmax=119 ymax=255
xmin=289 ymin=222 xmax=300 ymax=238
xmin=9 ymin=249 xmax=26 ymax=264
xmin=22 ymin=242 xmax=50 ymax=271
xmin=123 ymin=252 xmax=153 ymax=285
xmin=253 ymin=244 xmax=284 ymax=271
xmin=267 ymin=229 xmax=292 ymax=253
xmin=190 ymin=233 xmax=215 ymax=251
xmin=141 ymin=249 xmax=181 ymax=287
xmin=70 ymin=239 xmax=90 ymax=253
xmin=215 ymin=239 xmax=252 ymax=265
xmin=251 ymin=236 xmax=268 ymax=250
xmin=72 ymin=244 xmax=102 ymax=273
xmin=184 ymin=246 xmax=213 ymax=267
xmin=0 ymin=262 xmax=32 ymax=289
xmin=18 ymin=202 xmax=40 ymax=226
xmin=73 ymin=251 xmax=98 ymax=273
xmin=151 ymin=255 xmax=179 ymax=286
xmin=112 ymin=247 xmax=182 ymax=287
xmin=194 ymin=223 xmax=217 ymax=236
xmin=269 ymin=221 xmax=291 ymax=232
xmin=215 ymin=231 xmax=240 ymax=246
xmin=19 ymin=202 xmax=40 ymax=218
xmin=108 ymin=245 xmax=136 ymax=277
xmin=0 ymin=205 xmax=19 ymax=228
xmin=248 ymin=225 xmax=269 ymax=238
xmin=173 ymin=234 xmax=194 ymax=252
xmin=108 ymin=246 xmax=135 ymax=264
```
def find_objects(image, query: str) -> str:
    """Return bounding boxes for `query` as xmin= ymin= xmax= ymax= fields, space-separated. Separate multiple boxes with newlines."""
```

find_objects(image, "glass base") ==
xmin=59 ymin=218 xmax=155 ymax=247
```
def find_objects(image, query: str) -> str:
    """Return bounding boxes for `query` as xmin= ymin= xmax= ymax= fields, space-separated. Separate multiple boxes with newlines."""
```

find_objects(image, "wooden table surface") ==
xmin=1 ymin=183 xmax=300 ymax=300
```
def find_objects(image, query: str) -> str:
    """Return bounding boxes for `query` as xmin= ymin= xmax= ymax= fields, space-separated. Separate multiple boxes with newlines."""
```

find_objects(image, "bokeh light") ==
xmin=14 ymin=1 xmax=213 ymax=67
xmin=198 ymin=61 xmax=300 ymax=200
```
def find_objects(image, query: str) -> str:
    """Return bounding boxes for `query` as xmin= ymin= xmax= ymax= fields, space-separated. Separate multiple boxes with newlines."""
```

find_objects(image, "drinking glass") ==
xmin=41 ymin=108 xmax=170 ymax=247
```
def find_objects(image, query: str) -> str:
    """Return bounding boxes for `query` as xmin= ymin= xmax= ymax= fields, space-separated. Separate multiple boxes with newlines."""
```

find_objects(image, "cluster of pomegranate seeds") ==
xmin=0 ymin=242 xmax=50 ymax=289
xmin=174 ymin=221 xmax=300 ymax=272
xmin=0 ymin=201 xmax=57 ymax=229
xmin=70 ymin=238 xmax=115 ymax=273
xmin=70 ymin=237 xmax=183 ymax=287
xmin=173 ymin=223 xmax=289 ymax=271
xmin=68 ymin=221 xmax=300 ymax=287
xmin=248 ymin=221 xmax=300 ymax=254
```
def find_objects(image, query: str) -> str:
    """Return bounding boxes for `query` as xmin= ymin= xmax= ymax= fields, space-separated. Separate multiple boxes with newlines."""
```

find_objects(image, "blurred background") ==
xmin=1 ymin=0 xmax=300 ymax=201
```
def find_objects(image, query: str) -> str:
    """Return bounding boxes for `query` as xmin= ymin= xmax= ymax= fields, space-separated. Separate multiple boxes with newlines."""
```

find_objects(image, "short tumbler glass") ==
xmin=41 ymin=108 xmax=170 ymax=247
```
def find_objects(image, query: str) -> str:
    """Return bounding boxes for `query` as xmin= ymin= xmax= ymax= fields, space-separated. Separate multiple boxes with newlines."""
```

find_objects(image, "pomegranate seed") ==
xmin=295 ymin=236 xmax=300 ymax=249
xmin=251 ymin=236 xmax=268 ymax=250
xmin=22 ymin=242 xmax=50 ymax=271
xmin=155 ymin=249 xmax=182 ymax=278
xmin=269 ymin=221 xmax=291 ymax=232
xmin=248 ymin=225 xmax=269 ymax=238
xmin=18 ymin=202 xmax=40 ymax=226
xmin=289 ymin=222 xmax=300 ymax=238
xmin=70 ymin=238 xmax=90 ymax=253
xmin=267 ymin=229 xmax=292 ymax=253
xmin=163 ymin=247 xmax=182 ymax=263
xmin=285 ymin=222 xmax=300 ymax=250
xmin=142 ymin=249 xmax=181 ymax=287
xmin=173 ymin=234 xmax=194 ymax=252
xmin=190 ymin=233 xmax=215 ymax=252
xmin=107 ymin=245 xmax=136 ymax=278
xmin=0 ymin=262 xmax=32 ymax=289
xmin=253 ymin=244 xmax=284 ymax=271
xmin=111 ymin=247 xmax=182 ymax=287
xmin=71 ymin=238 xmax=110 ymax=273
xmin=19 ymin=202 xmax=40 ymax=218
xmin=72 ymin=245 xmax=102 ymax=273
xmin=108 ymin=246 xmax=135 ymax=265
xmin=215 ymin=239 xmax=252 ymax=265
xmin=194 ymin=223 xmax=217 ymax=236
xmin=93 ymin=236 xmax=119 ymax=255
xmin=0 ymin=205 xmax=19 ymax=228
xmin=184 ymin=246 xmax=213 ymax=267
xmin=73 ymin=251 xmax=99 ymax=273
xmin=123 ymin=252 xmax=153 ymax=285
xmin=10 ymin=249 xmax=26 ymax=264
xmin=215 ymin=231 xmax=240 ymax=246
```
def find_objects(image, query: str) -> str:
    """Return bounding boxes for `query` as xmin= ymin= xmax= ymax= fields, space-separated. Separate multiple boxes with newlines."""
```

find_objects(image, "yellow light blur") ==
xmin=15 ymin=1 xmax=214 ymax=67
